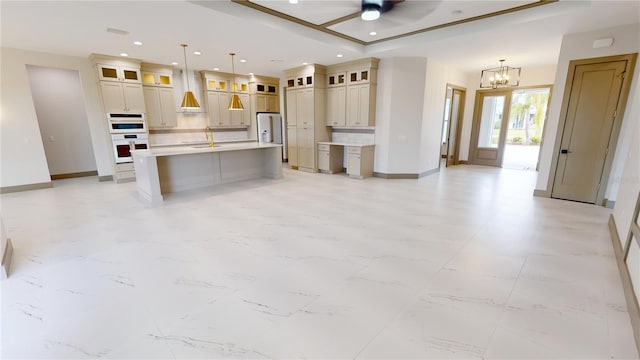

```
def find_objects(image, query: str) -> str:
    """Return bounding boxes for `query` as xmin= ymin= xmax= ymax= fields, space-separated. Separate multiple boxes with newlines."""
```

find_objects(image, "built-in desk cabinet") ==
xmin=317 ymin=144 xmax=344 ymax=174
xmin=317 ymin=143 xmax=375 ymax=179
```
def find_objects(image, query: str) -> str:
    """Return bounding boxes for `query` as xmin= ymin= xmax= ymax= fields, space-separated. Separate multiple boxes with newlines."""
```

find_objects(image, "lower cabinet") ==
xmin=317 ymin=143 xmax=375 ymax=179
xmin=297 ymin=127 xmax=315 ymax=170
xmin=317 ymin=144 xmax=344 ymax=174
xmin=346 ymin=146 xmax=374 ymax=179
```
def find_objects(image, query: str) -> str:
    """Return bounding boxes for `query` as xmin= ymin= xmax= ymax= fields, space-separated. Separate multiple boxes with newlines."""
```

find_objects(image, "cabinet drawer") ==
xmin=318 ymin=144 xmax=330 ymax=151
xmin=347 ymin=146 xmax=361 ymax=155
xmin=116 ymin=162 xmax=135 ymax=171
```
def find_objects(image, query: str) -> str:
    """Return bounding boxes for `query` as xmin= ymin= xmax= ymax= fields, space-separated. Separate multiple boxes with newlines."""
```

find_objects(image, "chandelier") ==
xmin=480 ymin=59 xmax=521 ymax=89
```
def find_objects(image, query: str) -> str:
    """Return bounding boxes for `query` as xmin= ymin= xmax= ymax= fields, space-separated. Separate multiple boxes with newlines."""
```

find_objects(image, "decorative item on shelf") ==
xmin=228 ymin=52 xmax=244 ymax=111
xmin=204 ymin=126 xmax=215 ymax=147
xmin=180 ymin=44 xmax=200 ymax=109
xmin=480 ymin=59 xmax=521 ymax=89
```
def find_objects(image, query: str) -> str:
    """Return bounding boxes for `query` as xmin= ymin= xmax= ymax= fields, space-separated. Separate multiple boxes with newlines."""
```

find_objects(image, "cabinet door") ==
xmin=318 ymin=150 xmax=329 ymax=171
xmin=100 ymin=82 xmax=126 ymax=113
xmin=286 ymin=90 xmax=297 ymax=126
xmin=267 ymin=95 xmax=278 ymax=112
xmin=297 ymin=127 xmax=314 ymax=169
xmin=122 ymin=83 xmax=145 ymax=113
xmin=287 ymin=127 xmax=298 ymax=167
xmin=230 ymin=94 xmax=250 ymax=126
xmin=347 ymin=153 xmax=361 ymax=176
xmin=357 ymin=84 xmax=370 ymax=126
xmin=143 ymin=87 xmax=162 ymax=128
xmin=256 ymin=94 xmax=269 ymax=112
xmin=98 ymin=65 xmax=120 ymax=82
xmin=347 ymin=86 xmax=360 ymax=126
xmin=121 ymin=67 xmax=141 ymax=83
xmin=158 ymin=87 xmax=177 ymax=127
xmin=298 ymin=88 xmax=314 ymax=127
xmin=327 ymin=87 xmax=346 ymax=126
xmin=209 ymin=92 xmax=232 ymax=126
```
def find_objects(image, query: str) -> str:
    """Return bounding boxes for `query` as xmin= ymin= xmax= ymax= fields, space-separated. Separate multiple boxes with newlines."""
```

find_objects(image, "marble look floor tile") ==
xmin=1 ymin=166 xmax=636 ymax=359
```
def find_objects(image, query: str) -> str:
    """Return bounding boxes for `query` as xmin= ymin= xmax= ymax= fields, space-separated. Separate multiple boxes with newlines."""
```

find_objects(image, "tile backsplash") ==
xmin=149 ymin=112 xmax=250 ymax=146
xmin=331 ymin=131 xmax=375 ymax=144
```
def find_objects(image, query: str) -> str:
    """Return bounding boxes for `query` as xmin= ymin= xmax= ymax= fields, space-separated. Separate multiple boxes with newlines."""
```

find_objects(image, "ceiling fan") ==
xmin=359 ymin=0 xmax=438 ymax=23
xmin=361 ymin=0 xmax=401 ymax=21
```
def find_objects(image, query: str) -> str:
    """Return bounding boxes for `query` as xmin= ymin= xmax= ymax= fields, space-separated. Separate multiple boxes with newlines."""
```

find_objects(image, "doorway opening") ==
xmin=26 ymin=66 xmax=97 ymax=180
xmin=470 ymin=85 xmax=551 ymax=169
xmin=502 ymin=87 xmax=550 ymax=171
xmin=440 ymin=85 xmax=466 ymax=167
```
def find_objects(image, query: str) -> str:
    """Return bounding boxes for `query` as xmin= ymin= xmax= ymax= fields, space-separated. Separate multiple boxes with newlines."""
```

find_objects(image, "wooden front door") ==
xmin=471 ymin=91 xmax=511 ymax=167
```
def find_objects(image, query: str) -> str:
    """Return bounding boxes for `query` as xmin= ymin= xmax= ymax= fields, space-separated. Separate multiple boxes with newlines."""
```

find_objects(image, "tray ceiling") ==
xmin=232 ymin=0 xmax=556 ymax=45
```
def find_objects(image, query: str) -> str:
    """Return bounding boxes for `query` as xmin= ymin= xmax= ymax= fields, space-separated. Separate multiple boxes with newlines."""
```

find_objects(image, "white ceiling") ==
xmin=1 ymin=1 xmax=638 ymax=78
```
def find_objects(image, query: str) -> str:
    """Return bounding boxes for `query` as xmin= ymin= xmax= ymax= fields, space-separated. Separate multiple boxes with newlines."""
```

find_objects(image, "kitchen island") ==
xmin=132 ymin=142 xmax=282 ymax=204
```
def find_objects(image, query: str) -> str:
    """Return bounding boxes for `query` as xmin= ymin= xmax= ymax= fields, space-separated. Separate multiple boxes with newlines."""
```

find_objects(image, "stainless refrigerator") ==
xmin=256 ymin=112 xmax=286 ymax=160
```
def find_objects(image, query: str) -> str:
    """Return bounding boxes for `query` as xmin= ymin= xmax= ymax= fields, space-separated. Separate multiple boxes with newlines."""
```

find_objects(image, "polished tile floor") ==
xmin=1 ymin=165 xmax=637 ymax=359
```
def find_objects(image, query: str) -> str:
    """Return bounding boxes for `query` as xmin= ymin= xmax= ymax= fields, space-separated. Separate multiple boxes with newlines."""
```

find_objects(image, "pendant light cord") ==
xmin=230 ymin=52 xmax=236 ymax=91
xmin=182 ymin=44 xmax=191 ymax=91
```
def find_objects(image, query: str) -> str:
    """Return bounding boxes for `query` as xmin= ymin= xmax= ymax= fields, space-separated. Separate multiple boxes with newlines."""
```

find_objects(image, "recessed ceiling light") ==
xmin=213 ymin=67 xmax=220 ymax=71
xmin=337 ymin=54 xmax=344 ymax=58
xmin=120 ymin=53 xmax=128 ymax=57
xmin=369 ymin=31 xmax=377 ymax=36
xmin=171 ymin=62 xmax=179 ymax=65
xmin=302 ymin=62 xmax=309 ymax=65
xmin=240 ymin=59 xmax=247 ymax=63
xmin=452 ymin=9 xmax=463 ymax=15
xmin=193 ymin=51 xmax=201 ymax=55
xmin=133 ymin=41 xmax=143 ymax=46
xmin=289 ymin=0 xmax=298 ymax=3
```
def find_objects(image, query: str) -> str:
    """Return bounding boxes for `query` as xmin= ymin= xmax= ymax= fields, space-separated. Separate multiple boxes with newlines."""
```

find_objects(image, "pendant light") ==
xmin=228 ymin=52 xmax=244 ymax=111
xmin=180 ymin=44 xmax=200 ymax=109
xmin=480 ymin=59 xmax=521 ymax=89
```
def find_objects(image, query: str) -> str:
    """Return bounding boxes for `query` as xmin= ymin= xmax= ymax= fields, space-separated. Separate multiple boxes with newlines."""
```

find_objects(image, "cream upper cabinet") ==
xmin=230 ymin=94 xmax=251 ymax=126
xmin=97 ymin=64 xmax=141 ymax=83
xmin=326 ymin=86 xmax=346 ymax=126
xmin=101 ymin=82 xmax=145 ymax=114
xmin=144 ymin=87 xmax=177 ymax=128
xmin=327 ymin=58 xmax=378 ymax=127
xmin=204 ymin=74 xmax=231 ymax=92
xmin=347 ymin=69 xmax=370 ymax=85
xmin=327 ymin=72 xmax=346 ymax=87
xmin=142 ymin=71 xmax=172 ymax=87
xmin=346 ymin=84 xmax=376 ymax=127
xmin=206 ymin=91 xmax=231 ymax=126
xmin=256 ymin=94 xmax=279 ymax=112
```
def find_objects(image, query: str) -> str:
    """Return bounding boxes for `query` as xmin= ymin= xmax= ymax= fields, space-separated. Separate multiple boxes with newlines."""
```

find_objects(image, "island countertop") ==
xmin=316 ymin=141 xmax=375 ymax=147
xmin=132 ymin=142 xmax=283 ymax=204
xmin=133 ymin=142 xmax=282 ymax=158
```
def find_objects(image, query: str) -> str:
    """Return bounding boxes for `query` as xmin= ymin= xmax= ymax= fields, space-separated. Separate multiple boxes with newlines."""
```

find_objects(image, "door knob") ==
xmin=560 ymin=149 xmax=572 ymax=154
